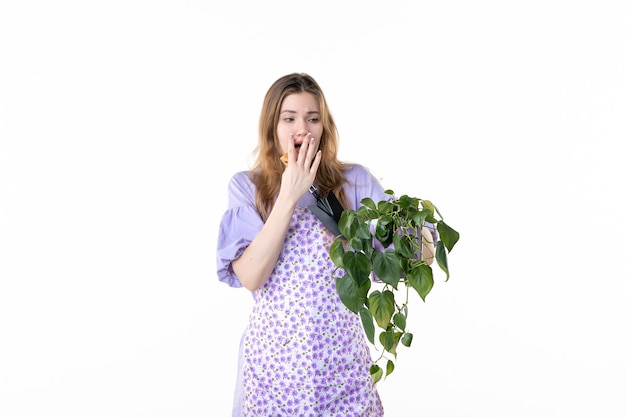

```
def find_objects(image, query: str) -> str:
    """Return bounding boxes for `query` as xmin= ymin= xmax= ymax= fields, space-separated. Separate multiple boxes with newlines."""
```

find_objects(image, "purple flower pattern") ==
xmin=241 ymin=208 xmax=384 ymax=416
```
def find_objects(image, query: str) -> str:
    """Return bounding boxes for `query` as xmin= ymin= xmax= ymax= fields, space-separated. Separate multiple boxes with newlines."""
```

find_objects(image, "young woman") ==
xmin=217 ymin=73 xmax=432 ymax=416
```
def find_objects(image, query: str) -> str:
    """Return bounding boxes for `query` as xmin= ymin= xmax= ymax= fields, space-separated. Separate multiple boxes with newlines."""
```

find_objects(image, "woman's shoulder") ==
xmin=229 ymin=170 xmax=252 ymax=182
xmin=225 ymin=170 xmax=256 ymax=204
xmin=342 ymin=163 xmax=379 ymax=181
xmin=227 ymin=170 xmax=254 ymax=190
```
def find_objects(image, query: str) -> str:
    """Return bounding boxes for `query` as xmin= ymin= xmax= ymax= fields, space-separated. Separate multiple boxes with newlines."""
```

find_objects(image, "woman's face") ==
xmin=276 ymin=92 xmax=323 ymax=156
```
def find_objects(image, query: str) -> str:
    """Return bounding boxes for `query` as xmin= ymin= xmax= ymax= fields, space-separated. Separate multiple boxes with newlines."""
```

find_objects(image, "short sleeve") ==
xmin=342 ymin=164 xmax=389 ymax=211
xmin=216 ymin=172 xmax=264 ymax=288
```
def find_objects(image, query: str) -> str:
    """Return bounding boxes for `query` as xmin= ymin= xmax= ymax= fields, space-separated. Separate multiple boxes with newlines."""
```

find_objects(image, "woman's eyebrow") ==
xmin=280 ymin=110 xmax=320 ymax=114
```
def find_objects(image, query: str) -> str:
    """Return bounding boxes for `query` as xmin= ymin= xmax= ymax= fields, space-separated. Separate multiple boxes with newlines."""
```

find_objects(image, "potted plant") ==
xmin=329 ymin=190 xmax=460 ymax=383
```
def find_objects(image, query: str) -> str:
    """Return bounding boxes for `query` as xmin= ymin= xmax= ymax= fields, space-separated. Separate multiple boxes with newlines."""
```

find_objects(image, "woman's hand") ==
xmin=278 ymin=132 xmax=322 ymax=205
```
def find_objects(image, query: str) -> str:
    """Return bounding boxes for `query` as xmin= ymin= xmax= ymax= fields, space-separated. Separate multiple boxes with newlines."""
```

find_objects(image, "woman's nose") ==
xmin=293 ymin=127 xmax=309 ymax=138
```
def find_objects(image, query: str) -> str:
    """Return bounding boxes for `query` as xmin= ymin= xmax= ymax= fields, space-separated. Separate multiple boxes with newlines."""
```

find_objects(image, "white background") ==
xmin=1 ymin=1 xmax=625 ymax=416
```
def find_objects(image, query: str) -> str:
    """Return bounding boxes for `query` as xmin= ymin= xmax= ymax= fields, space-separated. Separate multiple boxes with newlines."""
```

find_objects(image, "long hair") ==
xmin=250 ymin=73 xmax=349 ymax=221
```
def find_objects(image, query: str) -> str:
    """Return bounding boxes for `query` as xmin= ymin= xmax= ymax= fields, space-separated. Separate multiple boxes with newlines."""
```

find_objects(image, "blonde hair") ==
xmin=250 ymin=73 xmax=349 ymax=221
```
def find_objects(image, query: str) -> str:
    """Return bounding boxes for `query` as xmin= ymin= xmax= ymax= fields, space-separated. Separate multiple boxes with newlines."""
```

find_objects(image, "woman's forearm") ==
xmin=422 ymin=227 xmax=435 ymax=265
xmin=232 ymin=196 xmax=296 ymax=291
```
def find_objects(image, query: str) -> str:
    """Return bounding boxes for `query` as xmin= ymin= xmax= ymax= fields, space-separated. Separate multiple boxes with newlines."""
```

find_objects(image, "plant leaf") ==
xmin=369 ymin=290 xmax=395 ymax=329
xmin=437 ymin=220 xmax=460 ymax=252
xmin=338 ymin=210 xmax=358 ymax=240
xmin=343 ymin=251 xmax=372 ymax=286
xmin=372 ymin=250 xmax=401 ymax=288
xmin=361 ymin=197 xmax=377 ymax=211
xmin=335 ymin=274 xmax=370 ymax=313
xmin=412 ymin=210 xmax=430 ymax=226
xmin=388 ymin=331 xmax=402 ymax=357
xmin=385 ymin=359 xmax=395 ymax=378
xmin=393 ymin=312 xmax=406 ymax=331
xmin=359 ymin=306 xmax=375 ymax=345
xmin=392 ymin=233 xmax=413 ymax=259
xmin=349 ymin=237 xmax=364 ymax=252
xmin=378 ymin=200 xmax=394 ymax=215
xmin=329 ymin=239 xmax=345 ymax=268
xmin=421 ymin=199 xmax=435 ymax=213
xmin=379 ymin=327 xmax=395 ymax=351
xmin=435 ymin=240 xmax=450 ymax=281
xmin=407 ymin=263 xmax=434 ymax=301
xmin=357 ymin=221 xmax=372 ymax=239
xmin=370 ymin=364 xmax=383 ymax=384
xmin=335 ymin=275 xmax=359 ymax=312
xmin=401 ymin=332 xmax=413 ymax=347
xmin=375 ymin=224 xmax=391 ymax=246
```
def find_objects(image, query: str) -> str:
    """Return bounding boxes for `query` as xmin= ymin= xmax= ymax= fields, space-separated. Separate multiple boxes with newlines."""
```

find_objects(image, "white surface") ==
xmin=1 ymin=1 xmax=625 ymax=416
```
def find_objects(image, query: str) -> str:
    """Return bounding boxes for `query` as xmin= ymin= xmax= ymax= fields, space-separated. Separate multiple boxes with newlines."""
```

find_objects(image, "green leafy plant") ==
xmin=329 ymin=190 xmax=460 ymax=383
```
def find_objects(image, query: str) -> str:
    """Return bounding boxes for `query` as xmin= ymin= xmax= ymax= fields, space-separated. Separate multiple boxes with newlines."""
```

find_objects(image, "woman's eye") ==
xmin=284 ymin=118 xmax=294 ymax=122
xmin=309 ymin=118 xmax=320 ymax=123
